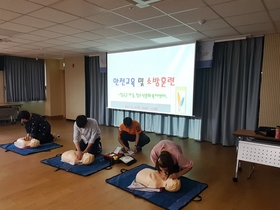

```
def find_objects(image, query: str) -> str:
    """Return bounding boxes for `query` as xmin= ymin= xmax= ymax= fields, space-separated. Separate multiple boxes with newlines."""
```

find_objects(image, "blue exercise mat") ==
xmin=0 ymin=142 xmax=63 ymax=156
xmin=41 ymin=154 xmax=111 ymax=176
xmin=106 ymin=164 xmax=208 ymax=210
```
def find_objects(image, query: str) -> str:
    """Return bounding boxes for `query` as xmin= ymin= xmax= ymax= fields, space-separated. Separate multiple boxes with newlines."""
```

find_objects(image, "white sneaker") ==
xmin=53 ymin=134 xmax=60 ymax=141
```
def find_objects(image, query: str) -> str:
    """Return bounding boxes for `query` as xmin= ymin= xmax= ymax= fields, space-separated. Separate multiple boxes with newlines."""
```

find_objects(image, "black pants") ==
xmin=37 ymin=132 xmax=54 ymax=144
xmin=120 ymin=131 xmax=150 ymax=149
xmin=79 ymin=138 xmax=101 ymax=156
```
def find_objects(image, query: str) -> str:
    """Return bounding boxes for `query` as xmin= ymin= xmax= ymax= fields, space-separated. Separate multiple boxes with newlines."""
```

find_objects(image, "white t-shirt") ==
xmin=73 ymin=118 xmax=101 ymax=144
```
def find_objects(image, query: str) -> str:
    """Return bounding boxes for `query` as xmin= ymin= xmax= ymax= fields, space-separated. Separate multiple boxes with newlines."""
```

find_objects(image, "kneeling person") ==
xmin=73 ymin=115 xmax=102 ymax=160
xmin=150 ymin=140 xmax=193 ymax=180
xmin=118 ymin=117 xmax=150 ymax=154
xmin=18 ymin=110 xmax=55 ymax=144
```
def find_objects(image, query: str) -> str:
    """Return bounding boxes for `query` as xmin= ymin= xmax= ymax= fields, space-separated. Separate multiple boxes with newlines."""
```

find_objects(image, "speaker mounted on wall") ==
xmin=0 ymin=55 xmax=4 ymax=71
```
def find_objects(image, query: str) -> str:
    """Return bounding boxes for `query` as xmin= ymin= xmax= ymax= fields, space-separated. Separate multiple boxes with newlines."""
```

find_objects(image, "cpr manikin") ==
xmin=61 ymin=150 xmax=95 ymax=165
xmin=14 ymin=137 xmax=40 ymax=149
xmin=136 ymin=168 xmax=181 ymax=192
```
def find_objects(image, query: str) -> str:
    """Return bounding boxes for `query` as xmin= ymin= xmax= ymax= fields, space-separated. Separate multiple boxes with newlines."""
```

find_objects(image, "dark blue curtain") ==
xmin=85 ymin=56 xmax=113 ymax=125
xmin=4 ymin=56 xmax=45 ymax=102
xmin=193 ymin=37 xmax=264 ymax=145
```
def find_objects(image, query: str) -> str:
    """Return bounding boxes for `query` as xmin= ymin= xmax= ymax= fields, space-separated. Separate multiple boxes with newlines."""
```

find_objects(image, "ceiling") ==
xmin=0 ymin=0 xmax=279 ymax=60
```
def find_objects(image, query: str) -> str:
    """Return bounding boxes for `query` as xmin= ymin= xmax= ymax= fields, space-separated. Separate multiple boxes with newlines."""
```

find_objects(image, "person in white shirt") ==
xmin=73 ymin=115 xmax=102 ymax=160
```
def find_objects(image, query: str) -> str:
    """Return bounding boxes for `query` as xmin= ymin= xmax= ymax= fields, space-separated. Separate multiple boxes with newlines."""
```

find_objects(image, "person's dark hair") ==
xmin=76 ymin=115 xmax=88 ymax=128
xmin=155 ymin=151 xmax=174 ymax=176
xmin=18 ymin=110 xmax=30 ymax=121
xmin=123 ymin=117 xmax=132 ymax=127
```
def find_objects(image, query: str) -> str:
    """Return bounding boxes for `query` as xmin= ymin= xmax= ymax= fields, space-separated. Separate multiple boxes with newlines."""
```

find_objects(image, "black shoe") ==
xmin=98 ymin=142 xmax=102 ymax=154
xmin=136 ymin=146 xmax=142 ymax=152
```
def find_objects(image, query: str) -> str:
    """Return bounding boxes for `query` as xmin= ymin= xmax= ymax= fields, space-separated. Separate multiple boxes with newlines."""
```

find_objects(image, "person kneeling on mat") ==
xmin=117 ymin=117 xmax=150 ymax=154
xmin=18 ymin=110 xmax=58 ymax=144
xmin=73 ymin=115 xmax=102 ymax=160
xmin=150 ymin=140 xmax=193 ymax=180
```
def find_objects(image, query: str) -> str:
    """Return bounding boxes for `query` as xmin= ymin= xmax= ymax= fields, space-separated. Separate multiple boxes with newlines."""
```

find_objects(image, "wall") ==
xmin=64 ymin=56 xmax=85 ymax=120
xmin=259 ymin=34 xmax=280 ymax=127
xmin=45 ymin=59 xmax=65 ymax=118
xmin=18 ymin=101 xmax=46 ymax=115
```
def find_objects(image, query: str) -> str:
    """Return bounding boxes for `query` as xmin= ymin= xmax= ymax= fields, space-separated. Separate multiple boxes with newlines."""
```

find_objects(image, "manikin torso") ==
xmin=136 ymin=168 xmax=181 ymax=192
xmin=61 ymin=150 xmax=95 ymax=165
xmin=14 ymin=137 xmax=40 ymax=148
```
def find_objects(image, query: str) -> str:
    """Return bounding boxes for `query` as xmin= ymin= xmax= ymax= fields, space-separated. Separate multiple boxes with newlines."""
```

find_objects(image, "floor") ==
xmin=0 ymin=118 xmax=280 ymax=210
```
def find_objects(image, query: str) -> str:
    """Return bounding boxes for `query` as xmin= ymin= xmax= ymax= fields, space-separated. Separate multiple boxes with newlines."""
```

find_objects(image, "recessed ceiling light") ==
xmin=151 ymin=36 xmax=181 ymax=44
xmin=198 ymin=20 xmax=206 ymax=25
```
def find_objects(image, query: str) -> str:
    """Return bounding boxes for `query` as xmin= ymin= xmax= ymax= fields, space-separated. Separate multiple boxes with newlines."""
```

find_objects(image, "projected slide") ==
xmin=107 ymin=43 xmax=196 ymax=117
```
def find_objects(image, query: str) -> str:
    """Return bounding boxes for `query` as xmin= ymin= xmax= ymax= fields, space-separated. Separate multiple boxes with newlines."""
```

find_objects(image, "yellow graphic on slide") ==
xmin=176 ymin=87 xmax=186 ymax=114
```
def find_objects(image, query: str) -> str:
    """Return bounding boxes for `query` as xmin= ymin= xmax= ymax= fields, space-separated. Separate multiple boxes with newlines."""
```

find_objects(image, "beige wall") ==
xmin=64 ymin=56 xmax=85 ymax=120
xmin=18 ymin=101 xmax=46 ymax=115
xmin=259 ymin=34 xmax=280 ymax=127
xmin=45 ymin=59 xmax=65 ymax=117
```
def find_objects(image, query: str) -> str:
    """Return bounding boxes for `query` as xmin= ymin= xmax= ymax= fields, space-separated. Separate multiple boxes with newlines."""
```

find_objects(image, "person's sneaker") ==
xmin=136 ymin=146 xmax=142 ymax=152
xmin=53 ymin=134 xmax=60 ymax=141
xmin=98 ymin=142 xmax=102 ymax=154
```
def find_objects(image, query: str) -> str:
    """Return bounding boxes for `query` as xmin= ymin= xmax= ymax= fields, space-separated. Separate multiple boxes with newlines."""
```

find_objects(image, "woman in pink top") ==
xmin=150 ymin=140 xmax=193 ymax=180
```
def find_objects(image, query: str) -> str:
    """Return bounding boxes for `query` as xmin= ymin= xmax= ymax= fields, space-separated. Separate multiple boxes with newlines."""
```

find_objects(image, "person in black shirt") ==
xmin=18 ymin=110 xmax=55 ymax=144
